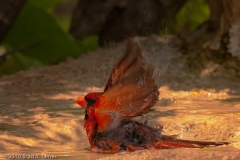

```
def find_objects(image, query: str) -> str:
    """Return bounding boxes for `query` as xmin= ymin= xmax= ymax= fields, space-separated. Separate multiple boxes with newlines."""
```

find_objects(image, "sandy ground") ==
xmin=0 ymin=36 xmax=240 ymax=159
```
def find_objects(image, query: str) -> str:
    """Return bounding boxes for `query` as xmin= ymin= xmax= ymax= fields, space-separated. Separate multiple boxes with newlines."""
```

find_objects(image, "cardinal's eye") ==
xmin=85 ymin=97 xmax=96 ymax=107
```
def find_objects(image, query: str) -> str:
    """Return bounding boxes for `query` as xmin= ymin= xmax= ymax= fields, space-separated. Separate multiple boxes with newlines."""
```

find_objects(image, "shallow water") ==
xmin=1 ymin=35 xmax=240 ymax=159
xmin=1 ymin=95 xmax=239 ymax=160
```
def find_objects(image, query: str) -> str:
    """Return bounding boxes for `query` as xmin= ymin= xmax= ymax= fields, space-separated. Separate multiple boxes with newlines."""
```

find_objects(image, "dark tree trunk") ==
xmin=177 ymin=0 xmax=240 ymax=78
xmin=69 ymin=0 xmax=117 ymax=41
xmin=70 ymin=0 xmax=187 ymax=46
xmin=0 ymin=0 xmax=27 ymax=44
xmin=182 ymin=0 xmax=240 ymax=59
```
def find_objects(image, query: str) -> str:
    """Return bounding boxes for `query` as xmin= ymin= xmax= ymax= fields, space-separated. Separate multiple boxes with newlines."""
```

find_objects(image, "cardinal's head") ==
xmin=75 ymin=92 xmax=103 ymax=109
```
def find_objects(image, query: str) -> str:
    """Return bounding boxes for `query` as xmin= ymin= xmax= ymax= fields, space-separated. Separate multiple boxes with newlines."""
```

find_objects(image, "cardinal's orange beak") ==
xmin=75 ymin=96 xmax=87 ymax=109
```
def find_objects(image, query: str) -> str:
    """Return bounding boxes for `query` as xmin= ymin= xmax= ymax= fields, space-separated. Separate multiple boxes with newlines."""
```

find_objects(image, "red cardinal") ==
xmin=75 ymin=39 xmax=228 ymax=153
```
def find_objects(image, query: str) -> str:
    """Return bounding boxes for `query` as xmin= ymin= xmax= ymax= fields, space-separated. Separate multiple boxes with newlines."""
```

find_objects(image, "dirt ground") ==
xmin=0 ymin=36 xmax=240 ymax=159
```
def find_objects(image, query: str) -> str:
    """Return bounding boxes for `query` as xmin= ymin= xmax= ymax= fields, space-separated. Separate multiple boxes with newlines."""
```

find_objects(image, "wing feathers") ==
xmin=95 ymin=39 xmax=159 ymax=132
xmin=104 ymin=40 xmax=145 ymax=91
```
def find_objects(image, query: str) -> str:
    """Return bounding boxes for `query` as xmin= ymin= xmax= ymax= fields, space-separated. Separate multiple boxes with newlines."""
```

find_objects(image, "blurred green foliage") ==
xmin=0 ymin=0 xmax=210 ymax=76
xmin=0 ymin=0 xmax=98 ymax=76
xmin=29 ymin=0 xmax=59 ymax=12
xmin=176 ymin=0 xmax=210 ymax=32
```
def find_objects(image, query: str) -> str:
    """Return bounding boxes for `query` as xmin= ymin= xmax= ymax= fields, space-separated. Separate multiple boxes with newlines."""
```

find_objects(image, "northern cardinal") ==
xmin=75 ymin=39 xmax=228 ymax=153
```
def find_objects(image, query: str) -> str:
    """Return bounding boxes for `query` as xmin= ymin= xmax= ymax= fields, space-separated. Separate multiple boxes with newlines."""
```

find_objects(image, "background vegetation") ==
xmin=0 ymin=0 xmax=210 ymax=76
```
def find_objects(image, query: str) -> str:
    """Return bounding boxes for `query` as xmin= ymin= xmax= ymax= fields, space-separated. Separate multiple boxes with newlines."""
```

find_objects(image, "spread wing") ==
xmin=94 ymin=39 xmax=159 ymax=132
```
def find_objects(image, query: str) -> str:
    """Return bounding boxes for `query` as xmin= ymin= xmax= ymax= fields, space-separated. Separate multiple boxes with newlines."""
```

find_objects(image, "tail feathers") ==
xmin=153 ymin=135 xmax=229 ymax=149
xmin=127 ymin=137 xmax=229 ymax=151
